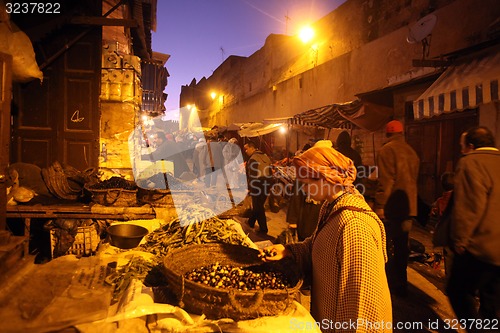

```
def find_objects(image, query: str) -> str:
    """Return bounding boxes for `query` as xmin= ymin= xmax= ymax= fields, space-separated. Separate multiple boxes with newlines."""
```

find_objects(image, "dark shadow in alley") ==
xmin=392 ymin=283 xmax=456 ymax=332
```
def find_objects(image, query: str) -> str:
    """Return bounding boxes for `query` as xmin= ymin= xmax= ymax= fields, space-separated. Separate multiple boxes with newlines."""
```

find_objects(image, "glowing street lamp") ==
xmin=210 ymin=91 xmax=217 ymax=100
xmin=298 ymin=25 xmax=319 ymax=66
xmin=298 ymin=26 xmax=315 ymax=44
xmin=185 ymin=104 xmax=198 ymax=112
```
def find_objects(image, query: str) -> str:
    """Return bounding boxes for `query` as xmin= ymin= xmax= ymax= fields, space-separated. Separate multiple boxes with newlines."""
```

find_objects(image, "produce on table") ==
xmin=184 ymin=262 xmax=292 ymax=291
xmin=258 ymin=248 xmax=277 ymax=259
xmin=104 ymin=256 xmax=155 ymax=303
xmin=140 ymin=208 xmax=253 ymax=259
xmin=107 ymin=206 xmax=253 ymax=302
xmin=88 ymin=176 xmax=137 ymax=190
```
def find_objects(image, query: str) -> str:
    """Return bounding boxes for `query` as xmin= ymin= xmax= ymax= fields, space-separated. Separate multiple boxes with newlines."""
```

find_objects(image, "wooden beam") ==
xmin=0 ymin=52 xmax=12 ymax=232
xmin=412 ymin=59 xmax=451 ymax=67
xmin=70 ymin=17 xmax=138 ymax=27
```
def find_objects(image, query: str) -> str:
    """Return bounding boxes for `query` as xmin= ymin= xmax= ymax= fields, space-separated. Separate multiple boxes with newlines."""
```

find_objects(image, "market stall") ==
xmin=0 ymin=204 xmax=319 ymax=333
xmin=0 ymin=152 xmax=321 ymax=332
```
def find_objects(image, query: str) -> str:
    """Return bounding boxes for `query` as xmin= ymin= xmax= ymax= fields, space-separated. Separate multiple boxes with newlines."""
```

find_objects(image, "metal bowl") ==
xmin=107 ymin=224 xmax=148 ymax=249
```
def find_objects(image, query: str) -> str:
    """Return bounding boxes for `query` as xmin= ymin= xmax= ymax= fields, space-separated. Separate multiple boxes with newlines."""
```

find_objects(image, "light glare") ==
xmin=299 ymin=26 xmax=315 ymax=43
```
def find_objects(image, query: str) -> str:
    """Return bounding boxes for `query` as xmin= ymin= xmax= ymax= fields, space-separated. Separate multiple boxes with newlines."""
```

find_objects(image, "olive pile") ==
xmin=184 ymin=262 xmax=291 ymax=291
xmin=258 ymin=249 xmax=277 ymax=259
xmin=136 ymin=172 xmax=193 ymax=191
xmin=89 ymin=176 xmax=137 ymax=190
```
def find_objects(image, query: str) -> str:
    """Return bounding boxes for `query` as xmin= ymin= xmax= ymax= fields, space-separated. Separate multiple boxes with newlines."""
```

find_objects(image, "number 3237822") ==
xmin=444 ymin=319 xmax=498 ymax=330
xmin=6 ymin=2 xmax=61 ymax=14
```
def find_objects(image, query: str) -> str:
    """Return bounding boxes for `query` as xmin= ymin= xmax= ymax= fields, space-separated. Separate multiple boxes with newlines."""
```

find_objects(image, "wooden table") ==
xmin=6 ymin=204 xmax=157 ymax=256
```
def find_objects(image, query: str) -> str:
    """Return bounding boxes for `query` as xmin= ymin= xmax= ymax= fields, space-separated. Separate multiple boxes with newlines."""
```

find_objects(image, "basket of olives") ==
xmin=162 ymin=243 xmax=302 ymax=320
xmin=84 ymin=176 xmax=138 ymax=206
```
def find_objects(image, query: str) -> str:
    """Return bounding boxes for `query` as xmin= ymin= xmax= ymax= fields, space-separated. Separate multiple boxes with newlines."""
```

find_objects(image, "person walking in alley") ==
xmin=375 ymin=120 xmax=420 ymax=297
xmin=286 ymin=142 xmax=325 ymax=241
xmin=244 ymin=141 xmax=272 ymax=234
xmin=429 ymin=171 xmax=455 ymax=282
xmin=259 ymin=145 xmax=392 ymax=332
xmin=447 ymin=126 xmax=500 ymax=328
xmin=192 ymin=138 xmax=210 ymax=181
xmin=460 ymin=130 xmax=474 ymax=155
xmin=205 ymin=136 xmax=224 ymax=188
xmin=223 ymin=138 xmax=243 ymax=189
xmin=335 ymin=131 xmax=363 ymax=186
xmin=286 ymin=177 xmax=322 ymax=241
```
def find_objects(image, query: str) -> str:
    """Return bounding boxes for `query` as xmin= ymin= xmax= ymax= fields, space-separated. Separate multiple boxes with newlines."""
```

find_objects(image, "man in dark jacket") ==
xmin=335 ymin=131 xmax=363 ymax=185
xmin=375 ymin=120 xmax=420 ymax=297
xmin=447 ymin=126 xmax=500 ymax=324
xmin=244 ymin=141 xmax=272 ymax=234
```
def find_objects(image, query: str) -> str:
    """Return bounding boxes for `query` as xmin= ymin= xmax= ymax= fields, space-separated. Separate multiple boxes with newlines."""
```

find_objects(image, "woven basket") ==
xmin=50 ymin=225 xmax=100 ymax=258
xmin=85 ymin=184 xmax=138 ymax=206
xmin=41 ymin=161 xmax=83 ymax=200
xmin=162 ymin=243 xmax=302 ymax=320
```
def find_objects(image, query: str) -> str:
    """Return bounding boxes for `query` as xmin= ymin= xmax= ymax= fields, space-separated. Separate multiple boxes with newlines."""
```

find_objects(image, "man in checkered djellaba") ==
xmin=260 ymin=144 xmax=392 ymax=332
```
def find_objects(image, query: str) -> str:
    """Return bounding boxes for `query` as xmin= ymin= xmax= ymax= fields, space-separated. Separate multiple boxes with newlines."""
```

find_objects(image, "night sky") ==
xmin=152 ymin=0 xmax=346 ymax=120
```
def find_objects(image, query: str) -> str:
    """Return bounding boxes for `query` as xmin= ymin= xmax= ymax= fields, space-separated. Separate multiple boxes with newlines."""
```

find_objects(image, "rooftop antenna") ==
xmin=220 ymin=46 xmax=225 ymax=62
xmin=406 ymin=13 xmax=437 ymax=59
xmin=285 ymin=10 xmax=291 ymax=35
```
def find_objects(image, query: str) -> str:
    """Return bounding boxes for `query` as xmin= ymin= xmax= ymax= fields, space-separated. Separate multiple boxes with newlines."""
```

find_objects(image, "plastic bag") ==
xmin=0 ymin=256 xmax=112 ymax=332
xmin=0 ymin=21 xmax=43 ymax=82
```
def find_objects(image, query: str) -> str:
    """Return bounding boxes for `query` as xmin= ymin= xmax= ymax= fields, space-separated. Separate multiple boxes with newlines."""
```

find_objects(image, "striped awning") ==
xmin=263 ymin=116 xmax=318 ymax=127
xmin=293 ymin=100 xmax=363 ymax=129
xmin=238 ymin=122 xmax=284 ymax=137
xmin=413 ymin=49 xmax=500 ymax=119
xmin=265 ymin=100 xmax=392 ymax=131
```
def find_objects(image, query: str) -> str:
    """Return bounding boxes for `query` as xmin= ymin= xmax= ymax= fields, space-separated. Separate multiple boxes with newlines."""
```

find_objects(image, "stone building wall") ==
xmin=182 ymin=0 xmax=498 ymax=129
xmin=99 ymin=0 xmax=142 ymax=172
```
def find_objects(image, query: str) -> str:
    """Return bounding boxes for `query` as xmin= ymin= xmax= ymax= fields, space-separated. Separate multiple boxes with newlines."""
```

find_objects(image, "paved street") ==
xmin=229 ymin=199 xmax=462 ymax=333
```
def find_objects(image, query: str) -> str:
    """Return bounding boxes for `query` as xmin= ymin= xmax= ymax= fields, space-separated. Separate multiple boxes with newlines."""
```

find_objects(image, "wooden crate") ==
xmin=0 ymin=236 xmax=27 ymax=276
xmin=50 ymin=225 xmax=100 ymax=258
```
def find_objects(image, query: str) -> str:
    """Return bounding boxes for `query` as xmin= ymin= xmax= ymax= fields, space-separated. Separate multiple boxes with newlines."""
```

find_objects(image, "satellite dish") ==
xmin=407 ymin=14 xmax=437 ymax=44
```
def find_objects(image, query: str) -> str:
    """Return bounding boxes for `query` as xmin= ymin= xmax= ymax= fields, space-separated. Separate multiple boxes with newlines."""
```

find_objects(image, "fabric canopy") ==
xmin=264 ymin=100 xmax=393 ymax=132
xmin=263 ymin=116 xmax=318 ymax=127
xmin=293 ymin=101 xmax=360 ymax=129
xmin=336 ymin=100 xmax=393 ymax=131
xmin=413 ymin=48 xmax=500 ymax=119
xmin=238 ymin=122 xmax=284 ymax=137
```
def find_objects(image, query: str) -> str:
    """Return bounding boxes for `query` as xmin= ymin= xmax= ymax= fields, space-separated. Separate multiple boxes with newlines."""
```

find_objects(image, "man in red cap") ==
xmin=375 ymin=119 xmax=420 ymax=297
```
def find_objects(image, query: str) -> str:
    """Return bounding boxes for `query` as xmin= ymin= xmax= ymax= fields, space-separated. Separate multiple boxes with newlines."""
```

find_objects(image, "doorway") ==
xmin=9 ymin=2 xmax=101 ymax=170
xmin=406 ymin=107 xmax=478 ymax=205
